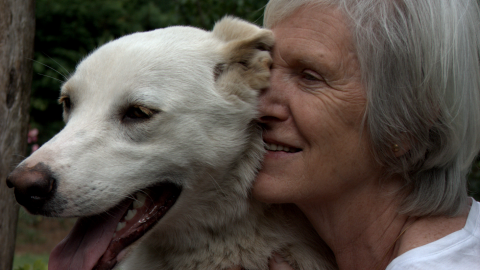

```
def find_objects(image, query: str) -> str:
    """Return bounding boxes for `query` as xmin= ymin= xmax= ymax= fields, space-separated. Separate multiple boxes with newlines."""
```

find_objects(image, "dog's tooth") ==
xmin=284 ymin=146 xmax=291 ymax=152
xmin=133 ymin=193 xmax=146 ymax=209
xmin=124 ymin=209 xmax=137 ymax=221
xmin=269 ymin=144 xmax=277 ymax=151
xmin=277 ymin=145 xmax=284 ymax=151
xmin=116 ymin=222 xmax=126 ymax=231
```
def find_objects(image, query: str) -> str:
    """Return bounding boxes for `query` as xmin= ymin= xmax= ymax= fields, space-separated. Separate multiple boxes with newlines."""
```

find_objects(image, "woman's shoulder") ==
xmin=387 ymin=199 xmax=480 ymax=270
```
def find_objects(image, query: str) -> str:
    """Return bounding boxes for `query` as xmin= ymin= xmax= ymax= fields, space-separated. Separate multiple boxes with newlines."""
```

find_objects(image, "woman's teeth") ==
xmin=264 ymin=143 xmax=298 ymax=153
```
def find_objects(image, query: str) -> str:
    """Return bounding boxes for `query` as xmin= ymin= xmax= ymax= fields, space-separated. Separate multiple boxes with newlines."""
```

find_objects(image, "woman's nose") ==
xmin=257 ymin=70 xmax=289 ymax=123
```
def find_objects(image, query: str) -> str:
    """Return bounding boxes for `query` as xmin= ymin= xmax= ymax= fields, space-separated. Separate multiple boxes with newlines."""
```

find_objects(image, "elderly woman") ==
xmin=252 ymin=0 xmax=480 ymax=269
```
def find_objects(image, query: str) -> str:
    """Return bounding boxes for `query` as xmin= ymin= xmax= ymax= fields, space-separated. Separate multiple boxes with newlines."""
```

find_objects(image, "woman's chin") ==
xmin=252 ymin=171 xmax=288 ymax=204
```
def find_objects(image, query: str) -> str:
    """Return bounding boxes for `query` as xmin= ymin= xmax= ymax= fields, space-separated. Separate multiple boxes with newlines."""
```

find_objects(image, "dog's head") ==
xmin=6 ymin=17 xmax=272 ymax=270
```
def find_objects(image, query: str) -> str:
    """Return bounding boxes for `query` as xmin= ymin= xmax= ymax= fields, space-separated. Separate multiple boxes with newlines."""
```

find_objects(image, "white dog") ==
xmin=7 ymin=18 xmax=336 ymax=270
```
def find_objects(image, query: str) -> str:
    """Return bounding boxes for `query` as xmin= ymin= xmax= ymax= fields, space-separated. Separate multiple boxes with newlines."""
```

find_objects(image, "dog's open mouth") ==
xmin=49 ymin=183 xmax=181 ymax=270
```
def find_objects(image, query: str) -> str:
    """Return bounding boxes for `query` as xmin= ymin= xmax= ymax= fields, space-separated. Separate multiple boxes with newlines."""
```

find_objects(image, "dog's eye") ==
xmin=124 ymin=105 xmax=155 ymax=121
xmin=59 ymin=95 xmax=72 ymax=112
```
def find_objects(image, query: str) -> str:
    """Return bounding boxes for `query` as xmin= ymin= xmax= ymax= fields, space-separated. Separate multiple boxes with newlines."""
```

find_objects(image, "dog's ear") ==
xmin=213 ymin=16 xmax=274 ymax=51
xmin=212 ymin=16 xmax=274 ymax=102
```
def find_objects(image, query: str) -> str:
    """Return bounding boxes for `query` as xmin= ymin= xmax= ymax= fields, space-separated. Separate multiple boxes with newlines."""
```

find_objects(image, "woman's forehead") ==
xmin=271 ymin=5 xmax=360 ymax=82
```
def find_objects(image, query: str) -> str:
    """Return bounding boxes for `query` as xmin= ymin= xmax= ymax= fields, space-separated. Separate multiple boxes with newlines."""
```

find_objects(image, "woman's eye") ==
xmin=124 ymin=105 xmax=155 ymax=121
xmin=301 ymin=70 xmax=322 ymax=82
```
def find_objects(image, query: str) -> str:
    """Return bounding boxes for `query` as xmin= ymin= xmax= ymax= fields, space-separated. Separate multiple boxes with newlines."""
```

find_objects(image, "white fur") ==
xmin=18 ymin=17 xmax=335 ymax=270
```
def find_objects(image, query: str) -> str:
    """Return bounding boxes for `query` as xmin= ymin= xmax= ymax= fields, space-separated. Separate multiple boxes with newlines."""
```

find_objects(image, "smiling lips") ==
xmin=264 ymin=143 xmax=301 ymax=153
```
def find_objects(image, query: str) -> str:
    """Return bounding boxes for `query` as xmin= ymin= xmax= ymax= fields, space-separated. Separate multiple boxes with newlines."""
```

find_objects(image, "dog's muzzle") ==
xmin=6 ymin=162 xmax=56 ymax=214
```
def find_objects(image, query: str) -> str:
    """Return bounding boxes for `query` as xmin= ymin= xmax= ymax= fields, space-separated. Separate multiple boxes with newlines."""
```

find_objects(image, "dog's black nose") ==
xmin=6 ymin=162 xmax=56 ymax=213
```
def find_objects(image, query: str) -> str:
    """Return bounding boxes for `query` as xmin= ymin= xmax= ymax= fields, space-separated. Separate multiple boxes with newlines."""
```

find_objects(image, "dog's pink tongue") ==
xmin=49 ymin=202 xmax=130 ymax=270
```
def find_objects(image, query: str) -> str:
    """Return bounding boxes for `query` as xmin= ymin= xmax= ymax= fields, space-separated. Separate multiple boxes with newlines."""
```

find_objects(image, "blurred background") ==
xmin=14 ymin=0 xmax=480 ymax=269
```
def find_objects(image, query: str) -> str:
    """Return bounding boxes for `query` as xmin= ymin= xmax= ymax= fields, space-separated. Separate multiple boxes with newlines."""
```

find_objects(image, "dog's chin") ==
xmin=48 ymin=183 xmax=181 ymax=270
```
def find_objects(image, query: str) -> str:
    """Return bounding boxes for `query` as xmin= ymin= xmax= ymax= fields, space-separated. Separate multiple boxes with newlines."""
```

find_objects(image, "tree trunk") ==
xmin=0 ymin=0 xmax=35 ymax=269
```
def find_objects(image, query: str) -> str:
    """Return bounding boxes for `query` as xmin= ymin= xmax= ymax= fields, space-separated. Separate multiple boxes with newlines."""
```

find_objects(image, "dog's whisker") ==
xmin=43 ymin=52 xmax=71 ymax=77
xmin=125 ymin=194 xmax=136 ymax=200
xmin=208 ymin=173 xmax=226 ymax=196
xmin=252 ymin=5 xmax=267 ymax=25
xmin=37 ymin=73 xmax=65 ymax=83
xmin=28 ymin=57 xmax=68 ymax=81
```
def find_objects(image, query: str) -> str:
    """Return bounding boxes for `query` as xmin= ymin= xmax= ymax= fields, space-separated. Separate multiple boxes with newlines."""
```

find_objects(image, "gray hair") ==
xmin=264 ymin=0 xmax=480 ymax=216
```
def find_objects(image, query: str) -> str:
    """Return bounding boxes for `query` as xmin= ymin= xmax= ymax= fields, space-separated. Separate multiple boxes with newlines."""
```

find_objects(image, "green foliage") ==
xmin=468 ymin=157 xmax=480 ymax=201
xmin=13 ymin=256 xmax=48 ymax=270
xmin=16 ymin=208 xmax=46 ymax=245
xmin=32 ymin=0 xmax=267 ymax=144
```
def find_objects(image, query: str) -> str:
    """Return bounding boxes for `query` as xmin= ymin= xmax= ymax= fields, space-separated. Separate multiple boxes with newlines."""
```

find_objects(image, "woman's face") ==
xmin=253 ymin=5 xmax=382 ymax=205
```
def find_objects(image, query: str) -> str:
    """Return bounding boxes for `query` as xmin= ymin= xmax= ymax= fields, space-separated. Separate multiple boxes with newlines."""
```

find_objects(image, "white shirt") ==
xmin=386 ymin=198 xmax=480 ymax=270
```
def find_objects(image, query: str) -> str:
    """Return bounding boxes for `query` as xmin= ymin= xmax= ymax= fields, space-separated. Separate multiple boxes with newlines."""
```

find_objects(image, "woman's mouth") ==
xmin=264 ymin=143 xmax=301 ymax=153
